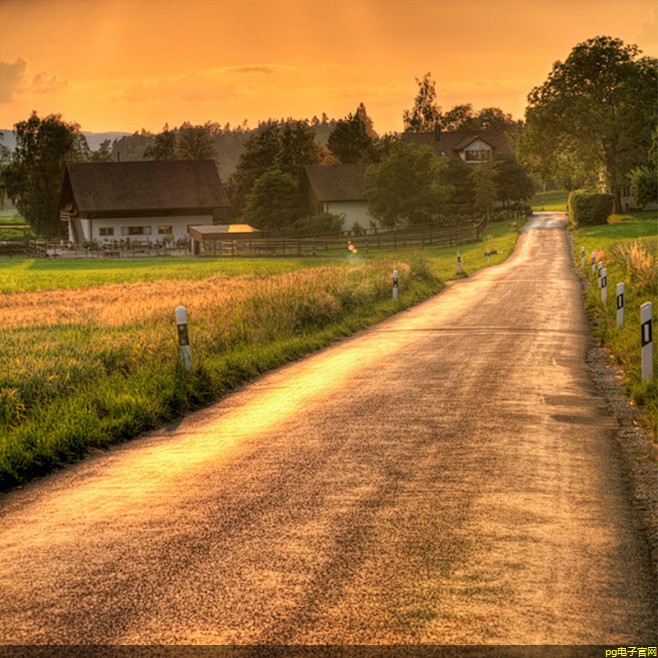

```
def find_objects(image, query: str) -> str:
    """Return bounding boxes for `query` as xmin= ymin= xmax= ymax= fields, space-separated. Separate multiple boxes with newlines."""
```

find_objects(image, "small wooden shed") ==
xmin=188 ymin=224 xmax=261 ymax=255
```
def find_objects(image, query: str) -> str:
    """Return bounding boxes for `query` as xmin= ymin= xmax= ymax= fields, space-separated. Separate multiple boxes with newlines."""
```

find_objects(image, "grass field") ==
xmin=0 ymin=219 xmax=523 ymax=489
xmin=572 ymin=211 xmax=657 ymax=435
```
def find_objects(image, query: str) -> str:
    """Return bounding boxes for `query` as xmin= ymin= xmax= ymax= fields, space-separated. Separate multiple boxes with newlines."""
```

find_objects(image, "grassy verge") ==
xmin=0 ymin=221 xmax=523 ymax=490
xmin=531 ymin=190 xmax=568 ymax=211
xmin=572 ymin=211 xmax=657 ymax=435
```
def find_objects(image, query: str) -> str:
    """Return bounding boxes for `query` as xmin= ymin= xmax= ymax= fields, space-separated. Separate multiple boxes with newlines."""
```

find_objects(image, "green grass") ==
xmin=572 ymin=211 xmax=657 ymax=435
xmin=531 ymin=190 xmax=569 ymax=211
xmin=0 ymin=221 xmax=525 ymax=490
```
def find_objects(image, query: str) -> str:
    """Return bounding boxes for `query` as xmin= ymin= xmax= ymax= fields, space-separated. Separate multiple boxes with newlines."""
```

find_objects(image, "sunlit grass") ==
xmin=0 ymin=221 xmax=524 ymax=489
xmin=573 ymin=214 xmax=657 ymax=435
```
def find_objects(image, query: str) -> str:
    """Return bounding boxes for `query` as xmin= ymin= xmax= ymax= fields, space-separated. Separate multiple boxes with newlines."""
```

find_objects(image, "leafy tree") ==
xmin=441 ymin=157 xmax=475 ymax=213
xmin=365 ymin=141 xmax=452 ymax=227
xmin=227 ymin=122 xmax=282 ymax=216
xmin=523 ymin=36 xmax=658 ymax=209
xmin=144 ymin=125 xmax=176 ymax=160
xmin=274 ymin=120 xmax=324 ymax=179
xmin=243 ymin=168 xmax=304 ymax=232
xmin=629 ymin=126 xmax=657 ymax=207
xmin=470 ymin=161 xmax=498 ymax=220
xmin=493 ymin=156 xmax=535 ymax=206
xmin=177 ymin=123 xmax=217 ymax=160
xmin=3 ymin=112 xmax=89 ymax=236
xmin=89 ymin=139 xmax=114 ymax=162
xmin=0 ymin=132 xmax=10 ymax=209
xmin=327 ymin=105 xmax=377 ymax=163
xmin=288 ymin=212 xmax=344 ymax=237
xmin=403 ymin=72 xmax=442 ymax=133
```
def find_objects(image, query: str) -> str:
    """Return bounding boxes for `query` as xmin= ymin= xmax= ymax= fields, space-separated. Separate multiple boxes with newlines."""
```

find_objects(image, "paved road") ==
xmin=0 ymin=213 xmax=655 ymax=644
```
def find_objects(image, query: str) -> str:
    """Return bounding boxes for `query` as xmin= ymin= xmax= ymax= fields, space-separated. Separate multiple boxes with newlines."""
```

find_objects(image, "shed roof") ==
xmin=304 ymin=164 xmax=368 ymax=202
xmin=189 ymin=224 xmax=260 ymax=240
xmin=63 ymin=160 xmax=230 ymax=214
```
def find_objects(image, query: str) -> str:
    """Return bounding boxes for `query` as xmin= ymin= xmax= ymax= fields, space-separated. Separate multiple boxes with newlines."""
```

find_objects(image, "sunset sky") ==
xmin=1 ymin=0 xmax=656 ymax=136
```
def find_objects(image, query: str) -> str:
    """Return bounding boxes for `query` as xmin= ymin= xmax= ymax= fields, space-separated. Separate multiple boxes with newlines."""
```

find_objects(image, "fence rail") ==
xmin=0 ymin=216 xmax=493 ymax=258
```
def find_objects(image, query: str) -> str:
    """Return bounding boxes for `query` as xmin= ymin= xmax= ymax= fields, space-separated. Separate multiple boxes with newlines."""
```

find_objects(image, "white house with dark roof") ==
xmin=402 ymin=128 xmax=513 ymax=163
xmin=303 ymin=163 xmax=377 ymax=230
xmin=58 ymin=159 xmax=230 ymax=245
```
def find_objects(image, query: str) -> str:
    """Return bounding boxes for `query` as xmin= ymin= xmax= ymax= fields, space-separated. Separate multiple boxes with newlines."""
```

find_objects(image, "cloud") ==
xmin=0 ymin=58 xmax=27 ymax=101
xmin=30 ymin=71 xmax=68 ymax=94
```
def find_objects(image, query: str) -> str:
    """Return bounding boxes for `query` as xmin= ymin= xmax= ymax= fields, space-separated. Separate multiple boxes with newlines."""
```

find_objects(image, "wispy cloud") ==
xmin=0 ymin=58 xmax=27 ymax=102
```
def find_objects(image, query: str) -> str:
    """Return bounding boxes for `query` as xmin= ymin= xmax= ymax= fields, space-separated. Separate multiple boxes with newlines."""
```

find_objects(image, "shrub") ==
xmin=287 ymin=212 xmax=344 ymax=238
xmin=567 ymin=192 xmax=613 ymax=226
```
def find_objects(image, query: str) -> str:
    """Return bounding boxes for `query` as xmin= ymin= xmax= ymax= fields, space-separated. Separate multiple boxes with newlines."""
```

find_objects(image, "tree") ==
xmin=493 ymin=156 xmax=535 ymax=206
xmin=243 ymin=168 xmax=304 ymax=232
xmin=274 ymin=120 xmax=324 ymax=179
xmin=327 ymin=105 xmax=377 ymax=163
xmin=177 ymin=123 xmax=217 ymax=160
xmin=403 ymin=72 xmax=442 ymax=133
xmin=629 ymin=126 xmax=658 ymax=207
xmin=365 ymin=141 xmax=452 ymax=227
xmin=0 ymin=132 xmax=10 ymax=209
xmin=470 ymin=161 xmax=498 ymax=220
xmin=3 ymin=112 xmax=89 ymax=236
xmin=523 ymin=36 xmax=658 ymax=209
xmin=144 ymin=125 xmax=176 ymax=160
xmin=89 ymin=139 xmax=114 ymax=162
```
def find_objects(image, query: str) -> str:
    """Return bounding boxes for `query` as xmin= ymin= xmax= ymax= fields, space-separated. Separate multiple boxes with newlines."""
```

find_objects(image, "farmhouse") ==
xmin=402 ymin=127 xmax=513 ymax=163
xmin=58 ymin=159 xmax=230 ymax=246
xmin=303 ymin=163 xmax=377 ymax=231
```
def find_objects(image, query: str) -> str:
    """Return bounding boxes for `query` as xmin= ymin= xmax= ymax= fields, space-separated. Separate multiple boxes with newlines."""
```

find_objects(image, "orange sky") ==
xmin=0 ymin=0 xmax=656 ymax=135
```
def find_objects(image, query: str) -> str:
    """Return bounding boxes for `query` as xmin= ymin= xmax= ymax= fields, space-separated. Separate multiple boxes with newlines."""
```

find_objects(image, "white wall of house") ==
xmin=74 ymin=215 xmax=214 ymax=245
xmin=324 ymin=200 xmax=378 ymax=230
xmin=461 ymin=139 xmax=493 ymax=163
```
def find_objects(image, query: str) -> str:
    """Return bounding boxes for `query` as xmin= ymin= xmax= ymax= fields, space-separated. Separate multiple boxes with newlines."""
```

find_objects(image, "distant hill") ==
xmin=0 ymin=130 xmax=130 ymax=152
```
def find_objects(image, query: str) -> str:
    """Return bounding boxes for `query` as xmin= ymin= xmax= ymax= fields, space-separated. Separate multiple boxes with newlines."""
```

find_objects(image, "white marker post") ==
xmin=392 ymin=268 xmax=399 ymax=301
xmin=600 ymin=268 xmax=607 ymax=304
xmin=616 ymin=283 xmax=625 ymax=328
xmin=641 ymin=302 xmax=653 ymax=382
xmin=457 ymin=251 xmax=463 ymax=275
xmin=581 ymin=246 xmax=585 ymax=268
xmin=591 ymin=252 xmax=596 ymax=275
xmin=176 ymin=306 xmax=192 ymax=372
xmin=597 ymin=261 xmax=603 ymax=288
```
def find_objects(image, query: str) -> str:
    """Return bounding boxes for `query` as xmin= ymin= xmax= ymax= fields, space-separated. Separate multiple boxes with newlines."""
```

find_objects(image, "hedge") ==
xmin=567 ymin=192 xmax=614 ymax=226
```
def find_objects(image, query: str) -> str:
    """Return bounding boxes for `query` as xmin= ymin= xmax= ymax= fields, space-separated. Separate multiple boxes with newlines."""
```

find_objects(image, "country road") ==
xmin=0 ymin=212 xmax=655 ymax=645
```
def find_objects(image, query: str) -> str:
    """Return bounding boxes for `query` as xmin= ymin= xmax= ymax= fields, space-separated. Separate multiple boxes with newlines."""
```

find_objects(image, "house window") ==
xmin=99 ymin=227 xmax=114 ymax=236
xmin=121 ymin=226 xmax=152 ymax=236
xmin=158 ymin=225 xmax=173 ymax=234
xmin=465 ymin=149 xmax=492 ymax=161
xmin=619 ymin=186 xmax=631 ymax=198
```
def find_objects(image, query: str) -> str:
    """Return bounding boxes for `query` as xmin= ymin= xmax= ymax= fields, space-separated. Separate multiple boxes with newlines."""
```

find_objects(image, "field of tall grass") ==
xmin=573 ymin=212 xmax=658 ymax=434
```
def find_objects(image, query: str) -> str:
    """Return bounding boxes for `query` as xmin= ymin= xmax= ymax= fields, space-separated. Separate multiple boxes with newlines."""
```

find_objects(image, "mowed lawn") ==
xmin=0 ymin=219 xmax=522 ymax=490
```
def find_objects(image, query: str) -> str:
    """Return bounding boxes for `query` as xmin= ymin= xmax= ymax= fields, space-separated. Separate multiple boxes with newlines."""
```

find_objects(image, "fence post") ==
xmin=581 ymin=246 xmax=585 ymax=268
xmin=457 ymin=251 xmax=463 ymax=275
xmin=616 ymin=283 xmax=624 ymax=328
xmin=591 ymin=252 xmax=596 ymax=275
xmin=600 ymin=268 xmax=607 ymax=304
xmin=176 ymin=306 xmax=192 ymax=372
xmin=597 ymin=261 xmax=603 ymax=288
xmin=641 ymin=302 xmax=653 ymax=382
xmin=392 ymin=268 xmax=399 ymax=301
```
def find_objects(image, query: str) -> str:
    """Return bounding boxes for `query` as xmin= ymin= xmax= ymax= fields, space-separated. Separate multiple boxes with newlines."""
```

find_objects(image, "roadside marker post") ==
xmin=392 ymin=268 xmax=399 ymax=301
xmin=591 ymin=252 xmax=596 ymax=275
xmin=581 ymin=246 xmax=585 ymax=268
xmin=641 ymin=302 xmax=653 ymax=382
xmin=616 ymin=283 xmax=625 ymax=328
xmin=600 ymin=268 xmax=607 ymax=304
xmin=176 ymin=305 xmax=192 ymax=372
xmin=597 ymin=261 xmax=603 ymax=288
xmin=457 ymin=251 xmax=463 ymax=275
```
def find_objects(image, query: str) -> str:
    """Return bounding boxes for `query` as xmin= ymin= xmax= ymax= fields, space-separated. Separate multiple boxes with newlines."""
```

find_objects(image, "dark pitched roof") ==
xmin=64 ymin=160 xmax=230 ymax=214
xmin=402 ymin=130 xmax=512 ymax=159
xmin=304 ymin=164 xmax=368 ymax=202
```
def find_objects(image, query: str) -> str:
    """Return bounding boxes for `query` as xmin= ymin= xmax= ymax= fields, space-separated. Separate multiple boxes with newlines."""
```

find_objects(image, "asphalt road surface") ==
xmin=0 ymin=212 xmax=655 ymax=645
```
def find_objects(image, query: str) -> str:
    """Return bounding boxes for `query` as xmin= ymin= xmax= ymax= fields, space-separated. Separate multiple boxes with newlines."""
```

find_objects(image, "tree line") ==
xmin=1 ymin=34 xmax=655 ymax=238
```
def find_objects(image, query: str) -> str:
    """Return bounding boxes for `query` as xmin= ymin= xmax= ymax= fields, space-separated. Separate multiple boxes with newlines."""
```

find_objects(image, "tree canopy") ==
xmin=327 ymin=104 xmax=377 ymax=164
xmin=3 ymin=112 xmax=89 ymax=236
xmin=402 ymin=72 xmax=442 ymax=133
xmin=522 ymin=35 xmax=658 ymax=208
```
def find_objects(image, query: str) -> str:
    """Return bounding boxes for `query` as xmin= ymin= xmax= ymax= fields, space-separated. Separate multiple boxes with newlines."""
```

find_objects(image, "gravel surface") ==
xmin=0 ymin=213 xmax=655 ymax=645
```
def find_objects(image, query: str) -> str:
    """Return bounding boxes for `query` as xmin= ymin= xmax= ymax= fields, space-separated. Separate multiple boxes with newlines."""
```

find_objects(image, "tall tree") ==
xmin=327 ymin=105 xmax=377 ymax=164
xmin=177 ymin=123 xmax=217 ymax=160
xmin=3 ymin=112 xmax=89 ymax=236
xmin=403 ymin=72 xmax=442 ymax=133
xmin=243 ymin=168 xmax=304 ymax=232
xmin=470 ymin=161 xmax=498 ymax=220
xmin=274 ymin=120 xmax=324 ymax=179
xmin=365 ymin=141 xmax=452 ymax=227
xmin=523 ymin=36 xmax=658 ymax=209
xmin=144 ymin=125 xmax=177 ymax=160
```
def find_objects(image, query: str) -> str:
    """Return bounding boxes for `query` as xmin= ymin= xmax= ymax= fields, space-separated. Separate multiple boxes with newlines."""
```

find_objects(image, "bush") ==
xmin=567 ymin=192 xmax=613 ymax=226
xmin=287 ymin=212 xmax=344 ymax=238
